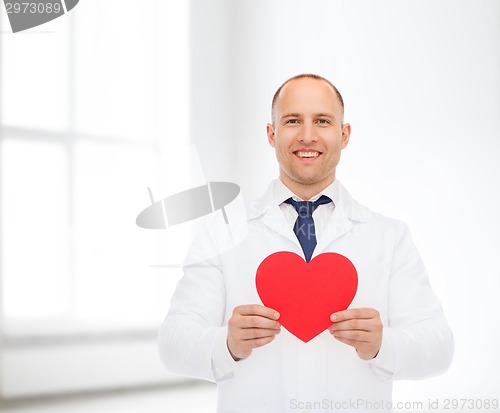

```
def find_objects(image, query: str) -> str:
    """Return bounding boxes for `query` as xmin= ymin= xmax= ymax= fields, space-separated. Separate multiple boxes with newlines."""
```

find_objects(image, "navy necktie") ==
xmin=284 ymin=195 xmax=332 ymax=263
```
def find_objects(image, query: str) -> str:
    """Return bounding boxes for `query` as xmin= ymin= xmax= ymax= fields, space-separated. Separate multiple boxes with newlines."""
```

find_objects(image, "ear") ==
xmin=341 ymin=123 xmax=351 ymax=149
xmin=266 ymin=123 xmax=276 ymax=148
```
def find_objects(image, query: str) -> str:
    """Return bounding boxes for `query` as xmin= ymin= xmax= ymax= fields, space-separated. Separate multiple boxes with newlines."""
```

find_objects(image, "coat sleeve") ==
xmin=158 ymin=220 xmax=239 ymax=383
xmin=368 ymin=221 xmax=454 ymax=380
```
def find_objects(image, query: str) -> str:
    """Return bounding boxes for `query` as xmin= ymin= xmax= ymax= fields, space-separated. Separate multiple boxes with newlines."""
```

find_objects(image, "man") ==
xmin=159 ymin=74 xmax=454 ymax=413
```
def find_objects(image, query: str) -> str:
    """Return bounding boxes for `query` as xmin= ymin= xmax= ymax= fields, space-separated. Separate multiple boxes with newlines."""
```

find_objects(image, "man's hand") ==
xmin=328 ymin=308 xmax=383 ymax=360
xmin=227 ymin=304 xmax=281 ymax=361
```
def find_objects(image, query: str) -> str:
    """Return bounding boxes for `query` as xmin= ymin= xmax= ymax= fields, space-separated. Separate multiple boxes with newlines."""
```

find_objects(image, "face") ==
xmin=267 ymin=78 xmax=351 ymax=197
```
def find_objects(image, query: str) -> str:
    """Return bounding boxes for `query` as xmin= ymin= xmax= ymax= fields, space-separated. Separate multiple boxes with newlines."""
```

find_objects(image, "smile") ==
xmin=294 ymin=151 xmax=321 ymax=158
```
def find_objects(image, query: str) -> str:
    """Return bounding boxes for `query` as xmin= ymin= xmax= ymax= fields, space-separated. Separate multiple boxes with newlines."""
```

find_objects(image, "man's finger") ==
xmin=239 ymin=327 xmax=281 ymax=340
xmin=235 ymin=304 xmax=280 ymax=320
xmin=239 ymin=315 xmax=281 ymax=330
xmin=248 ymin=336 xmax=276 ymax=348
xmin=330 ymin=329 xmax=371 ymax=343
xmin=330 ymin=308 xmax=379 ymax=322
xmin=329 ymin=318 xmax=373 ymax=332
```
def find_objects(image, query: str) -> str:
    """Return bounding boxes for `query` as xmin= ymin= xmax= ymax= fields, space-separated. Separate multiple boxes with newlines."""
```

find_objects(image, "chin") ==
xmin=281 ymin=165 xmax=333 ymax=187
xmin=291 ymin=174 xmax=327 ymax=186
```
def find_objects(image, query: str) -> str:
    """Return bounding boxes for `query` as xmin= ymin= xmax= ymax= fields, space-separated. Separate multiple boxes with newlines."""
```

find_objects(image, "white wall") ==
xmin=0 ymin=0 xmax=192 ymax=399
xmin=189 ymin=0 xmax=500 ymax=404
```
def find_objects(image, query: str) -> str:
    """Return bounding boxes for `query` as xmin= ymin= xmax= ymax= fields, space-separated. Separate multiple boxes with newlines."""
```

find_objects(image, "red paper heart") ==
xmin=256 ymin=251 xmax=358 ymax=343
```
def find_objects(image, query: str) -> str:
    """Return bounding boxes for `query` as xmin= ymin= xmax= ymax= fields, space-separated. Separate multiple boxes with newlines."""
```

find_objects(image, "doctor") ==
xmin=159 ymin=74 xmax=454 ymax=413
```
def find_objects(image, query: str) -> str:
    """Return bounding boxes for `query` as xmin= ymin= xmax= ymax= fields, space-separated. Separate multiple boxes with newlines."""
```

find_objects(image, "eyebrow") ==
xmin=281 ymin=113 xmax=301 ymax=120
xmin=281 ymin=113 xmax=337 ymax=121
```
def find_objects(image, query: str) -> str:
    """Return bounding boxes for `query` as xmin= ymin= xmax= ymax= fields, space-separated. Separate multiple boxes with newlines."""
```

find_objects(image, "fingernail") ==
xmin=331 ymin=314 xmax=337 ymax=321
xmin=274 ymin=312 xmax=280 ymax=319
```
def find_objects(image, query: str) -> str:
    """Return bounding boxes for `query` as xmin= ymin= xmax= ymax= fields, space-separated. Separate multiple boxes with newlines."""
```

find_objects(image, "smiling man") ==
xmin=159 ymin=74 xmax=454 ymax=413
xmin=268 ymin=75 xmax=349 ymax=200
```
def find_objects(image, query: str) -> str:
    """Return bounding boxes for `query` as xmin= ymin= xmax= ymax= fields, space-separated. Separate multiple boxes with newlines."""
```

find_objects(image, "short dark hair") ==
xmin=271 ymin=74 xmax=345 ymax=124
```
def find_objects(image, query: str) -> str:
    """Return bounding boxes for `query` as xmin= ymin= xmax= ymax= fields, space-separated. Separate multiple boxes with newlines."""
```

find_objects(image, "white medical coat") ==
xmin=159 ymin=180 xmax=454 ymax=413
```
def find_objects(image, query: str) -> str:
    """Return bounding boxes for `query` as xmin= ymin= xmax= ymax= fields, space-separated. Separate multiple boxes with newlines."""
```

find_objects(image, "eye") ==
xmin=316 ymin=118 xmax=331 ymax=125
xmin=285 ymin=119 xmax=299 ymax=124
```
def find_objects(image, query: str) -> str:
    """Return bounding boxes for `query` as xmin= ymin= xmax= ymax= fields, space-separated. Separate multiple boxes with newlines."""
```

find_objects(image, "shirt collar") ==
xmin=273 ymin=179 xmax=340 ymax=206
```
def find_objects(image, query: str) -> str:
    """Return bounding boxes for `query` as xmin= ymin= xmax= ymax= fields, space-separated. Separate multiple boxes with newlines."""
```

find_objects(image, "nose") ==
xmin=299 ymin=122 xmax=317 ymax=144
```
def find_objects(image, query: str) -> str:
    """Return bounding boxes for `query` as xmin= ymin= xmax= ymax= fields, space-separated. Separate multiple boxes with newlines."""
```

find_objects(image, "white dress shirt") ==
xmin=276 ymin=178 xmax=338 ymax=242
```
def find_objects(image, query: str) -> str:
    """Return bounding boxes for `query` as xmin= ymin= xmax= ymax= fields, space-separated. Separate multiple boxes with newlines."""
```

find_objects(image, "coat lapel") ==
xmin=313 ymin=207 xmax=353 ymax=255
xmin=248 ymin=181 xmax=299 ymax=247
xmin=313 ymin=181 xmax=369 ymax=258
xmin=260 ymin=206 xmax=298 ymax=245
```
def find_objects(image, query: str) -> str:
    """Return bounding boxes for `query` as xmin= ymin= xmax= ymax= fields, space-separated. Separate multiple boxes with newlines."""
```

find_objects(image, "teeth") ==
xmin=296 ymin=151 xmax=319 ymax=158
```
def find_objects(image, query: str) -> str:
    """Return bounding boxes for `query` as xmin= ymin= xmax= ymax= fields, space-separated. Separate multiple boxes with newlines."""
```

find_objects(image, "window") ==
xmin=1 ymin=0 xmax=190 ymax=333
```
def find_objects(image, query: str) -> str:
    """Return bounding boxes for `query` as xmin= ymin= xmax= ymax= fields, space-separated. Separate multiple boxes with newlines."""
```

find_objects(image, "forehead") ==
xmin=275 ymin=78 xmax=341 ymax=116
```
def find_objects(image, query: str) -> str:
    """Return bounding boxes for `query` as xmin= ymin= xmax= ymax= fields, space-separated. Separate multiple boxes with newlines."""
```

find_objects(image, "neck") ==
xmin=280 ymin=174 xmax=335 ymax=201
